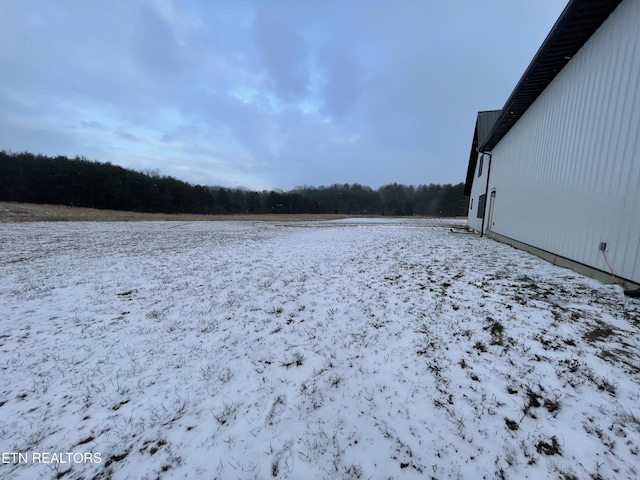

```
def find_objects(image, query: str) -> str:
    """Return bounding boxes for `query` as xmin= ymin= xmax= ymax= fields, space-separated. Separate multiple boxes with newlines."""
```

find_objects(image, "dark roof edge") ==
xmin=463 ymin=120 xmax=480 ymax=196
xmin=479 ymin=0 xmax=623 ymax=152
xmin=464 ymin=110 xmax=501 ymax=196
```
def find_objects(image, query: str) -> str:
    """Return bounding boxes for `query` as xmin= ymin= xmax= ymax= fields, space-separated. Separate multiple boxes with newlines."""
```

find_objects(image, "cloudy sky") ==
xmin=0 ymin=0 xmax=568 ymax=190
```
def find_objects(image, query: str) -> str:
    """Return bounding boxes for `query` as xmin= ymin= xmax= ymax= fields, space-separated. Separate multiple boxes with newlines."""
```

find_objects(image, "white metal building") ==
xmin=464 ymin=0 xmax=640 ymax=288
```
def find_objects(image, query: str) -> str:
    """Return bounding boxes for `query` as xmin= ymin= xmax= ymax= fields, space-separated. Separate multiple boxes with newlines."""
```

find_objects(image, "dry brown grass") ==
xmin=0 ymin=202 xmax=356 ymax=223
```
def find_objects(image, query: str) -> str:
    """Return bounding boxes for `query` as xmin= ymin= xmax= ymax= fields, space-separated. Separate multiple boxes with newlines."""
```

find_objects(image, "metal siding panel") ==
xmin=617 ymin=78 xmax=640 ymax=280
xmin=602 ymin=22 xmax=640 ymax=282
xmin=487 ymin=0 xmax=640 ymax=283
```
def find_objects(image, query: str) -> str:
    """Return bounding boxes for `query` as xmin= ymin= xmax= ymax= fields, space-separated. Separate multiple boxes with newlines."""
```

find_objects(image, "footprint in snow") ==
xmin=266 ymin=394 xmax=287 ymax=426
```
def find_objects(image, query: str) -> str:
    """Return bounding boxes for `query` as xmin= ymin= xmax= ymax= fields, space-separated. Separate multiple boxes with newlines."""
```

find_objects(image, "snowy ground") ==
xmin=1 ymin=218 xmax=639 ymax=480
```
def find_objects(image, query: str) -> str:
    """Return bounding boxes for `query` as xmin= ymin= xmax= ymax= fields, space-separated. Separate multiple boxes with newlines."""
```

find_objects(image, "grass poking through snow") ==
xmin=0 ymin=218 xmax=639 ymax=479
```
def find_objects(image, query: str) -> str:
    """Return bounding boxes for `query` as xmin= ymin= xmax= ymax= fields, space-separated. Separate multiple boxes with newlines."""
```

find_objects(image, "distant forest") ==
xmin=0 ymin=151 xmax=467 ymax=216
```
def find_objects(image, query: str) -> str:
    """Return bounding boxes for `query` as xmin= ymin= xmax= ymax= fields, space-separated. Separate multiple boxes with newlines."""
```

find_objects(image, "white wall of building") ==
xmin=467 ymin=151 xmax=487 ymax=232
xmin=487 ymin=0 xmax=640 ymax=283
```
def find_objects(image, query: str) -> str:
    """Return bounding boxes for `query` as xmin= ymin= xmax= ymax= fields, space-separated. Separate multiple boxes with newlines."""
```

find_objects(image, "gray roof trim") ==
xmin=464 ymin=110 xmax=501 ymax=196
xmin=479 ymin=0 xmax=623 ymax=153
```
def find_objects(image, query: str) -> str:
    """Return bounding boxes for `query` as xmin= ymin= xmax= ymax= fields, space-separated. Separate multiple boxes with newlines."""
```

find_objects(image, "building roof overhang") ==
xmin=478 ymin=0 xmax=623 ymax=153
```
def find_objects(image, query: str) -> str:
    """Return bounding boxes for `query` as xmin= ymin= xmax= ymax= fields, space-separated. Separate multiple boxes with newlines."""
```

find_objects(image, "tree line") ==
xmin=0 ymin=151 xmax=467 ymax=216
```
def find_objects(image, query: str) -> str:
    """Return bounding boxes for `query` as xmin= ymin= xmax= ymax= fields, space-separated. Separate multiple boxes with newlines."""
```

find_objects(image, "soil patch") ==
xmin=0 ymin=202 xmax=354 ymax=223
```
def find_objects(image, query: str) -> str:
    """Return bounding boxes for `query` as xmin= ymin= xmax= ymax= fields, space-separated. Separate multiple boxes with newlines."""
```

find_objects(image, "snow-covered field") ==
xmin=1 ymin=218 xmax=639 ymax=480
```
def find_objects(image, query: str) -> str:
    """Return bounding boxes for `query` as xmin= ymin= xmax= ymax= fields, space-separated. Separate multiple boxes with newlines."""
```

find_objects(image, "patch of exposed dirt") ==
xmin=0 ymin=202 xmax=354 ymax=223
